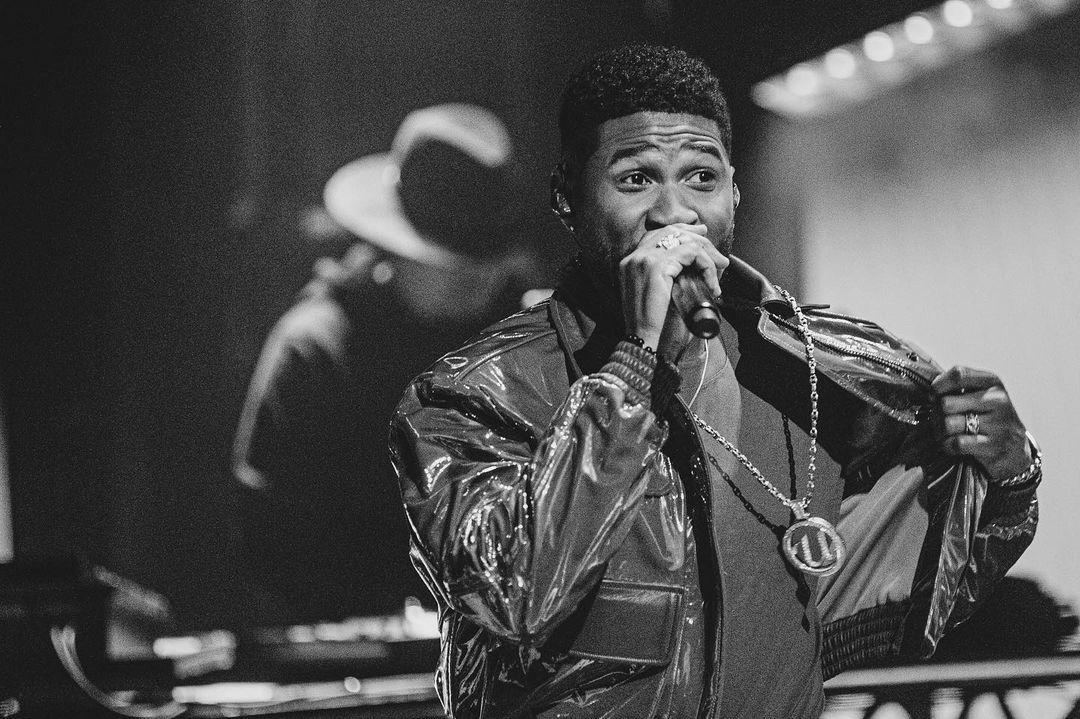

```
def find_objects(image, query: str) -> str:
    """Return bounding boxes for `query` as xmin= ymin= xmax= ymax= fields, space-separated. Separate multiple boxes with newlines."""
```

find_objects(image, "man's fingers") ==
xmin=941 ymin=432 xmax=993 ymax=455
xmin=931 ymin=365 xmax=1003 ymax=395
xmin=666 ymin=232 xmax=726 ymax=297
xmin=632 ymin=226 xmax=728 ymax=300
xmin=668 ymin=222 xmax=708 ymax=236
xmin=690 ymin=255 xmax=722 ymax=297
xmin=942 ymin=409 xmax=1010 ymax=436
xmin=939 ymin=384 xmax=1011 ymax=415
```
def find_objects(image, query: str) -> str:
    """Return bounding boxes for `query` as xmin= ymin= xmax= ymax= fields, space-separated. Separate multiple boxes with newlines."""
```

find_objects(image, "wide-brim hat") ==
xmin=323 ymin=103 xmax=514 ymax=267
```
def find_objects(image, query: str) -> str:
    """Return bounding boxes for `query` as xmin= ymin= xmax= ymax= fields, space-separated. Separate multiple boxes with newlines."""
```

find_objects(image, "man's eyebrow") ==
xmin=607 ymin=143 xmax=655 ymax=166
xmin=607 ymin=141 xmax=724 ymax=166
xmin=688 ymin=142 xmax=724 ymax=160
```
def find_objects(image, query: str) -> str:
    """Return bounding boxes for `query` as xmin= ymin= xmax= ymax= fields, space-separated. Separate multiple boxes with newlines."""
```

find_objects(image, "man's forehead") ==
xmin=592 ymin=112 xmax=727 ymax=161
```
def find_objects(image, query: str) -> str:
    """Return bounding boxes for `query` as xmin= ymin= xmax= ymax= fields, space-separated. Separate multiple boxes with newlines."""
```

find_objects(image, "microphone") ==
xmin=671 ymin=270 xmax=721 ymax=339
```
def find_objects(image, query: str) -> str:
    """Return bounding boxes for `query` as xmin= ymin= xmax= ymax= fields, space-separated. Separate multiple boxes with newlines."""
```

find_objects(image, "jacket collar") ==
xmin=718 ymin=255 xmax=790 ymax=317
xmin=548 ymin=257 xmax=622 ymax=379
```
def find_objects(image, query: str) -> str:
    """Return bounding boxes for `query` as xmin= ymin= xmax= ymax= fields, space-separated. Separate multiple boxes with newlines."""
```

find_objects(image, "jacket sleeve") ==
xmin=388 ymin=340 xmax=669 ymax=646
xmin=915 ymin=458 xmax=1039 ymax=655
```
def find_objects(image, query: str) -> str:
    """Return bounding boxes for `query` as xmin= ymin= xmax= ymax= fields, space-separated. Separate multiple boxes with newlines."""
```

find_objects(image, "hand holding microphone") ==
xmin=620 ymin=224 xmax=727 ymax=352
xmin=653 ymin=229 xmax=723 ymax=339
xmin=672 ymin=268 xmax=722 ymax=339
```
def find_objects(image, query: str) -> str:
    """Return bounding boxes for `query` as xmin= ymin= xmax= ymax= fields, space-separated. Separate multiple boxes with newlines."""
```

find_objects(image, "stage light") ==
xmin=787 ymin=64 xmax=822 ymax=96
xmin=752 ymin=0 xmax=1080 ymax=117
xmin=944 ymin=0 xmax=975 ymax=26
xmin=824 ymin=48 xmax=857 ymax=78
xmin=904 ymin=14 xmax=936 ymax=44
xmin=863 ymin=31 xmax=895 ymax=62
xmin=154 ymin=636 xmax=203 ymax=658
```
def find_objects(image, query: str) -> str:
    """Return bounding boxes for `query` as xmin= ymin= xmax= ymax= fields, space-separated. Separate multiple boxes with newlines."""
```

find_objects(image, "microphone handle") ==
xmin=672 ymin=271 xmax=721 ymax=339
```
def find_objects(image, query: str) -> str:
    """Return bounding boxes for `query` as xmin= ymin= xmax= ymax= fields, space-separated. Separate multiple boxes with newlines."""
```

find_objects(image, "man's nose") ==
xmin=645 ymin=184 xmax=699 ymax=229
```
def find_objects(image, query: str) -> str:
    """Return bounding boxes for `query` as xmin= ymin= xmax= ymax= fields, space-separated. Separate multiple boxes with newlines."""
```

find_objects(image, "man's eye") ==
xmin=619 ymin=172 xmax=650 ymax=186
xmin=689 ymin=170 xmax=717 ymax=185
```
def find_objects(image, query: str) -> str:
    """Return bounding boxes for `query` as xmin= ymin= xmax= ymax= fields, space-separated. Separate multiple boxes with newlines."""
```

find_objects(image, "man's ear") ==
xmin=733 ymin=180 xmax=741 ymax=210
xmin=549 ymin=162 xmax=574 ymax=231
xmin=553 ymin=190 xmax=572 ymax=216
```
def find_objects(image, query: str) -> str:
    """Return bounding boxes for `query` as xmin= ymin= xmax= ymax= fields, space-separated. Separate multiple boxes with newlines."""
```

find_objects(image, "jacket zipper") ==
xmin=771 ymin=315 xmax=932 ymax=388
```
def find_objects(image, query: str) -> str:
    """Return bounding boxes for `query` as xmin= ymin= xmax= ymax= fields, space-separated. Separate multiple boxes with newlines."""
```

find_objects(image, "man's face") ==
xmin=571 ymin=111 xmax=737 ymax=290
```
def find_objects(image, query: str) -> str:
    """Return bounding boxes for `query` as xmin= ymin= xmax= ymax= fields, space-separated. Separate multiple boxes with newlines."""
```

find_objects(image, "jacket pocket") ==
xmin=564 ymin=580 xmax=684 ymax=666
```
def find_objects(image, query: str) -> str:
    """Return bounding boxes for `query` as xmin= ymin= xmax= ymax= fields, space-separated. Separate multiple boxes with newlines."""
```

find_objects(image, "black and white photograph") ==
xmin=2 ymin=2 xmax=1079 ymax=717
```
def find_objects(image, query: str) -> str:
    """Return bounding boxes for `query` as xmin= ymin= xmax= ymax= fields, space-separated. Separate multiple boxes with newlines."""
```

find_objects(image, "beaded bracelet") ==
xmin=996 ymin=432 xmax=1043 ymax=488
xmin=624 ymin=334 xmax=656 ymax=355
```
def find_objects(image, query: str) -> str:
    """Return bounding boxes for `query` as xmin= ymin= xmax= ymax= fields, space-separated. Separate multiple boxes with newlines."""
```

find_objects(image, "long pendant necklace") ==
xmin=691 ymin=286 xmax=846 ymax=578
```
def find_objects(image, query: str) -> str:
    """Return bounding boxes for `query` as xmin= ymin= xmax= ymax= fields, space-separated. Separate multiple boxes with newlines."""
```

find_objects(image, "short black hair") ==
xmin=558 ymin=44 xmax=732 ymax=169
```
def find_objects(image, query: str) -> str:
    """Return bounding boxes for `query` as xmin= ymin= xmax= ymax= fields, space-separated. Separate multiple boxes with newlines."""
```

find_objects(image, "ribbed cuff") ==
xmin=821 ymin=601 xmax=909 ymax=679
xmin=982 ymin=477 xmax=1039 ymax=523
xmin=600 ymin=341 xmax=659 ymax=408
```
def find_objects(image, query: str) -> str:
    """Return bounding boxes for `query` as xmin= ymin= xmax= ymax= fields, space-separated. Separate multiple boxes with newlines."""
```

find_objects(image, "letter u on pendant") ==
xmin=798 ymin=532 xmax=836 ymax=569
xmin=783 ymin=517 xmax=846 ymax=577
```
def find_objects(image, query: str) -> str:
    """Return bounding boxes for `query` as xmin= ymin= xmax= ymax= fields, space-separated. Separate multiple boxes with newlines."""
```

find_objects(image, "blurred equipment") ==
xmin=149 ymin=606 xmax=441 ymax=717
xmin=932 ymin=577 xmax=1080 ymax=661
xmin=1 ymin=560 xmax=442 ymax=717
xmin=0 ymin=557 xmax=181 ymax=718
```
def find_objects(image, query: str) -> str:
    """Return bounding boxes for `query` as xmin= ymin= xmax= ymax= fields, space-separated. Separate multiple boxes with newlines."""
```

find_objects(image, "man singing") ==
xmin=389 ymin=45 xmax=1040 ymax=718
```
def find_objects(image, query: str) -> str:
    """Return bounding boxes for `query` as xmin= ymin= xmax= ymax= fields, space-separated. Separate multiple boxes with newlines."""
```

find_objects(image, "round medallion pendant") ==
xmin=782 ymin=517 xmax=846 ymax=577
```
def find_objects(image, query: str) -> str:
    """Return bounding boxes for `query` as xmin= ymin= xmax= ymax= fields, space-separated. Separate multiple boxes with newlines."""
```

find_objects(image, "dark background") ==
xmin=1 ymin=0 xmax=936 ymax=629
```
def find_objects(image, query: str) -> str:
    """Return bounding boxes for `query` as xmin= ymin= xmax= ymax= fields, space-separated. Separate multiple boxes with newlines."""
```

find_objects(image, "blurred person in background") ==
xmin=389 ymin=46 xmax=1041 ymax=717
xmin=233 ymin=104 xmax=539 ymax=625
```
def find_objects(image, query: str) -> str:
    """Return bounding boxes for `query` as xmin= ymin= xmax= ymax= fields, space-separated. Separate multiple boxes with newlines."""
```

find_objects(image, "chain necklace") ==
xmin=691 ymin=286 xmax=846 ymax=578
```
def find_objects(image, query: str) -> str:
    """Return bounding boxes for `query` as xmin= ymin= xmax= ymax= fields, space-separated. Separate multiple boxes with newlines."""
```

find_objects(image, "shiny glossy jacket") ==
xmin=389 ymin=256 xmax=1038 ymax=718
